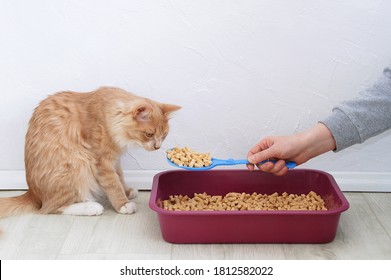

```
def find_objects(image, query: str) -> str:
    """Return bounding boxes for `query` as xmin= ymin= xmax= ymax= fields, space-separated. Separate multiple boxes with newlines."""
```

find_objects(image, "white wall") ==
xmin=1 ymin=0 xmax=391 ymax=190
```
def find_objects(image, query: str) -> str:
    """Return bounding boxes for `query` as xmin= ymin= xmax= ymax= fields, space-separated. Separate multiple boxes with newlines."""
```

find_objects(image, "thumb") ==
xmin=248 ymin=148 xmax=277 ymax=164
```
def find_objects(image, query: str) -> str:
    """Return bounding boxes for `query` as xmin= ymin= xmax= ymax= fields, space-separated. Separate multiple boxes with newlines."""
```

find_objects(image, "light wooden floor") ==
xmin=0 ymin=190 xmax=390 ymax=260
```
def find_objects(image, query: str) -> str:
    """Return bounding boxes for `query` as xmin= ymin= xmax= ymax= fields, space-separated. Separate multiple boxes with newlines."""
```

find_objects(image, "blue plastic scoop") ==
xmin=166 ymin=155 xmax=297 ymax=171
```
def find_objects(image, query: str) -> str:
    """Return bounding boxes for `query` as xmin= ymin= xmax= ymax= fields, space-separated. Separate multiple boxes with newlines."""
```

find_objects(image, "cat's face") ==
xmin=134 ymin=107 xmax=170 ymax=151
xmin=111 ymin=100 xmax=180 ymax=151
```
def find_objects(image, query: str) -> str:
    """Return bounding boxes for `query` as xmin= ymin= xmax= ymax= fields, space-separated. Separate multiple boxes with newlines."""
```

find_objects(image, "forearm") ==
xmin=299 ymin=123 xmax=336 ymax=161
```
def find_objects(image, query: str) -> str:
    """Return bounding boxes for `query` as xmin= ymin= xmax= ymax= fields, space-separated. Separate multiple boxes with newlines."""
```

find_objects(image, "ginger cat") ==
xmin=0 ymin=86 xmax=180 ymax=219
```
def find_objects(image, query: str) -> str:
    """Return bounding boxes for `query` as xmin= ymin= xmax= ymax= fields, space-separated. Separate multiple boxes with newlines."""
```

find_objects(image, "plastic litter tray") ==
xmin=149 ymin=169 xmax=349 ymax=243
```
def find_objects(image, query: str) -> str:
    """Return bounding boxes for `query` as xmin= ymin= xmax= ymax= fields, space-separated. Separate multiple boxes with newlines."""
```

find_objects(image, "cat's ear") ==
xmin=159 ymin=103 xmax=181 ymax=117
xmin=134 ymin=105 xmax=151 ymax=122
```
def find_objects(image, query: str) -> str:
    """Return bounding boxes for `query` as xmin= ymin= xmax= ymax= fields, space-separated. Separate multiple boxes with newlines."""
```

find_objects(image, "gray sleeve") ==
xmin=320 ymin=66 xmax=391 ymax=152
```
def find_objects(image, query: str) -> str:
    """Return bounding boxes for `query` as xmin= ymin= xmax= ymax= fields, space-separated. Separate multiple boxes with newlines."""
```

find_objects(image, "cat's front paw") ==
xmin=119 ymin=201 xmax=137 ymax=214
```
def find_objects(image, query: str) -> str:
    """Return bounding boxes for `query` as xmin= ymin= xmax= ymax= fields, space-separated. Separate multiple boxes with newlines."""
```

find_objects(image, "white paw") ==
xmin=119 ymin=201 xmax=137 ymax=214
xmin=61 ymin=202 xmax=104 ymax=216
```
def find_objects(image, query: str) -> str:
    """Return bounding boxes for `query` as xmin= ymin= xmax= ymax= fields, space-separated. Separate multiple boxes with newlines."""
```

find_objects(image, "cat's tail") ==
xmin=0 ymin=191 xmax=40 ymax=236
xmin=0 ymin=191 xmax=40 ymax=219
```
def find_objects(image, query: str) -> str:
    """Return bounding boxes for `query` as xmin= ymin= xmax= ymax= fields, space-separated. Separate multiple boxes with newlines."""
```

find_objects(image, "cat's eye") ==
xmin=145 ymin=132 xmax=154 ymax=138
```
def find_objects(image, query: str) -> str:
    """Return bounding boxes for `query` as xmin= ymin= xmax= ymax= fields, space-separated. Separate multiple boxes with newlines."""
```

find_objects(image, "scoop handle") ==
xmin=258 ymin=159 xmax=297 ymax=169
xmin=216 ymin=159 xmax=297 ymax=169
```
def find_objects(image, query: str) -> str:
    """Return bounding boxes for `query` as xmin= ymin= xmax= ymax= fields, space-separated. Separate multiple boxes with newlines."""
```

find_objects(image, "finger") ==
xmin=274 ymin=166 xmax=289 ymax=176
xmin=246 ymin=163 xmax=255 ymax=171
xmin=247 ymin=138 xmax=275 ymax=163
xmin=248 ymin=148 xmax=276 ymax=165
xmin=258 ymin=161 xmax=274 ymax=172
xmin=269 ymin=160 xmax=287 ymax=174
xmin=248 ymin=138 xmax=273 ymax=154
xmin=258 ymin=160 xmax=288 ymax=175
xmin=247 ymin=150 xmax=255 ymax=160
xmin=248 ymin=142 xmax=263 ymax=155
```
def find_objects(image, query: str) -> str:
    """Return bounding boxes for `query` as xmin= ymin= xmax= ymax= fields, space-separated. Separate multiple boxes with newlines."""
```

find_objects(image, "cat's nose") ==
xmin=154 ymin=144 xmax=160 ymax=150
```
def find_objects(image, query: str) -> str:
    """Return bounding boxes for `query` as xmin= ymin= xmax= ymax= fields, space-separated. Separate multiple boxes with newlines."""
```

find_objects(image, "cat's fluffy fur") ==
xmin=0 ymin=87 xmax=180 ymax=221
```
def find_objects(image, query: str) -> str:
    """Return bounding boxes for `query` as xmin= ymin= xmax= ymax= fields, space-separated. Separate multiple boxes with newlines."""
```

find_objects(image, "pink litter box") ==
xmin=149 ymin=169 xmax=349 ymax=244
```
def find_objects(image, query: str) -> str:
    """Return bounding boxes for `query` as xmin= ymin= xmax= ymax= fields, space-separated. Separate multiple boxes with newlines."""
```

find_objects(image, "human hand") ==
xmin=247 ymin=123 xmax=336 ymax=175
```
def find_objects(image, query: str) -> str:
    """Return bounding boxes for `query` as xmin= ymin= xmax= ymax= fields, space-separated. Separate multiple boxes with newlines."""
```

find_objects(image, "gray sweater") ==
xmin=321 ymin=65 xmax=391 ymax=152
